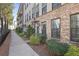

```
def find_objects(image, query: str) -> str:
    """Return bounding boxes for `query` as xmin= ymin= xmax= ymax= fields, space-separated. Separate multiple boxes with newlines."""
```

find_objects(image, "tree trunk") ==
xmin=1 ymin=17 xmax=3 ymax=34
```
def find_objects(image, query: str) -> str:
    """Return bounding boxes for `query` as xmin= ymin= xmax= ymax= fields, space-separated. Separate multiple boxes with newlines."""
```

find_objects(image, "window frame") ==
xmin=29 ymin=11 xmax=31 ymax=20
xmin=51 ymin=18 xmax=61 ymax=39
xmin=42 ymin=3 xmax=47 ymax=15
xmin=52 ymin=3 xmax=61 ymax=10
xmin=27 ymin=13 xmax=28 ymax=21
xmin=41 ymin=21 xmax=47 ymax=39
xmin=36 ymin=4 xmax=39 ymax=18
xmin=70 ymin=13 xmax=79 ymax=42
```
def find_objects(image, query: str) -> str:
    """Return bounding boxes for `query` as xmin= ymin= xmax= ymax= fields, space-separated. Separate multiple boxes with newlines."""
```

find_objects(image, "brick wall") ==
xmin=34 ymin=3 xmax=79 ymax=43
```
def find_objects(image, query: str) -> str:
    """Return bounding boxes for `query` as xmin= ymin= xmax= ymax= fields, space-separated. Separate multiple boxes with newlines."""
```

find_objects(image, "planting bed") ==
xmin=28 ymin=44 xmax=50 ymax=56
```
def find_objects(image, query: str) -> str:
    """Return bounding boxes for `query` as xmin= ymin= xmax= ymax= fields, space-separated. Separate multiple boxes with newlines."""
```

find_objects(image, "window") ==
xmin=25 ymin=14 xmax=27 ymax=23
xmin=70 ymin=14 xmax=79 ymax=42
xmin=32 ymin=9 xmax=34 ymax=18
xmin=29 ymin=11 xmax=31 ymax=20
xmin=36 ymin=12 xmax=39 ymax=17
xmin=42 ymin=3 xmax=47 ymax=15
xmin=27 ymin=14 xmax=28 ymax=21
xmin=25 ymin=3 xmax=29 ymax=10
xmin=32 ymin=4 xmax=39 ymax=19
xmin=52 ymin=3 xmax=61 ymax=10
xmin=25 ymin=4 xmax=27 ymax=10
xmin=36 ymin=4 xmax=39 ymax=17
xmin=26 ymin=4 xmax=28 ymax=8
xmin=51 ymin=19 xmax=60 ymax=38
xmin=32 ymin=6 xmax=35 ymax=18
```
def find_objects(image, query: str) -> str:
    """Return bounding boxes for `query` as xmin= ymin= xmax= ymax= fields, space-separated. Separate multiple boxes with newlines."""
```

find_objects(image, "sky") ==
xmin=13 ymin=3 xmax=20 ymax=26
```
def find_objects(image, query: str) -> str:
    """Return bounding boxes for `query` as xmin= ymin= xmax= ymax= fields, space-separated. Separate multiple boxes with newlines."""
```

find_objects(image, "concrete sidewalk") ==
xmin=9 ymin=31 xmax=38 ymax=56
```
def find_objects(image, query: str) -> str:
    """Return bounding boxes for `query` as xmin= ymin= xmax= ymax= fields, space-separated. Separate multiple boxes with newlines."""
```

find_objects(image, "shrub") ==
xmin=64 ymin=45 xmax=79 ymax=56
xmin=15 ymin=27 xmax=26 ymax=38
xmin=23 ymin=32 xmax=27 ymax=38
xmin=15 ymin=27 xmax=22 ymax=34
xmin=30 ymin=34 xmax=40 ymax=45
xmin=19 ymin=32 xmax=25 ymax=37
xmin=46 ymin=39 xmax=69 ymax=56
xmin=26 ymin=25 xmax=35 ymax=39
xmin=38 ymin=34 xmax=46 ymax=44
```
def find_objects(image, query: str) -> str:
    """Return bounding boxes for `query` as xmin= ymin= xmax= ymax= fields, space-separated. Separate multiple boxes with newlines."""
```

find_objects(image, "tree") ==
xmin=0 ymin=3 xmax=13 ymax=35
xmin=0 ymin=3 xmax=13 ymax=25
xmin=0 ymin=4 xmax=13 ymax=45
xmin=26 ymin=25 xmax=35 ymax=40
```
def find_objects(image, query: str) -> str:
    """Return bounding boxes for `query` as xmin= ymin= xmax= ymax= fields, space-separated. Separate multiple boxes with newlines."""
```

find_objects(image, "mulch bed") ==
xmin=28 ymin=43 xmax=50 ymax=56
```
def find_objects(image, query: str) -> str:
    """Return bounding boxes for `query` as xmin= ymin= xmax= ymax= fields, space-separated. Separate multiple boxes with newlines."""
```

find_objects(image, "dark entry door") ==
xmin=42 ymin=23 xmax=47 ymax=39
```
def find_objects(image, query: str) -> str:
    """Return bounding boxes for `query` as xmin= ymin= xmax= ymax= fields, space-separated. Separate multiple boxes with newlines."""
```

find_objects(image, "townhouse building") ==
xmin=17 ymin=3 xmax=79 ymax=43
xmin=17 ymin=3 xmax=26 ymax=31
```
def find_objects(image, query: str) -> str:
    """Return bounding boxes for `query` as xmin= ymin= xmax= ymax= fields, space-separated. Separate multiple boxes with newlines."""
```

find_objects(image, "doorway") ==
xmin=42 ymin=22 xmax=47 ymax=39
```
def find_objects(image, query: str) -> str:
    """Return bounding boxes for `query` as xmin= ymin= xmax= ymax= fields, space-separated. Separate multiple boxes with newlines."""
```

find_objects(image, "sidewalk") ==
xmin=9 ymin=31 xmax=38 ymax=56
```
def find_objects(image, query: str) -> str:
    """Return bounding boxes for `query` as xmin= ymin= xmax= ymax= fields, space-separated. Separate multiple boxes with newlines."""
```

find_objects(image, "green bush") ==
xmin=38 ymin=34 xmax=46 ymax=44
xmin=64 ymin=45 xmax=79 ymax=56
xmin=46 ymin=39 xmax=69 ymax=56
xmin=30 ymin=34 xmax=40 ymax=45
xmin=23 ymin=32 xmax=27 ymax=38
xmin=15 ymin=27 xmax=26 ymax=38
xmin=19 ymin=32 xmax=25 ymax=37
xmin=15 ymin=27 xmax=22 ymax=34
xmin=26 ymin=25 xmax=35 ymax=39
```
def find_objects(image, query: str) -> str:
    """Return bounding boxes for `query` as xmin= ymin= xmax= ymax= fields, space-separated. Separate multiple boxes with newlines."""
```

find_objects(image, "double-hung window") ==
xmin=32 ymin=6 xmax=35 ymax=19
xmin=70 ymin=14 xmax=79 ymax=42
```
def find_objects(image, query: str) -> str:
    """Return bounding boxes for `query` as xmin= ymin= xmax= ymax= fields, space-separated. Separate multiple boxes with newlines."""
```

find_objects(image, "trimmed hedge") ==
xmin=64 ymin=45 xmax=79 ymax=56
xmin=46 ymin=39 xmax=69 ymax=56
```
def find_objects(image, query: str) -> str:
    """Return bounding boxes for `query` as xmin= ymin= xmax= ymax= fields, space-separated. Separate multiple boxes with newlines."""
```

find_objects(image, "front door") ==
xmin=42 ymin=22 xmax=47 ymax=39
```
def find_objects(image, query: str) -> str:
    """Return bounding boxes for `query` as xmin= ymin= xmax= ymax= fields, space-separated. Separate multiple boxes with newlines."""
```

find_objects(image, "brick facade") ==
xmin=32 ymin=4 xmax=79 ymax=43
